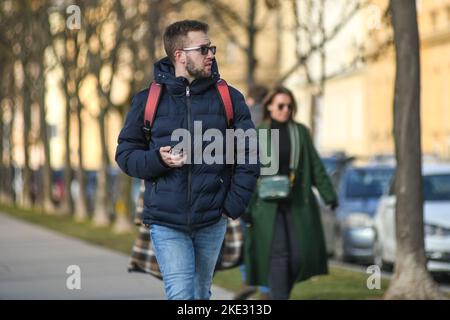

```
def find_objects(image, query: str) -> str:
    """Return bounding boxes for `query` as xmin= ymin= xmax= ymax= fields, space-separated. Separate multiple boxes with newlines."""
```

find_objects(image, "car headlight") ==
xmin=343 ymin=213 xmax=374 ymax=229
xmin=424 ymin=224 xmax=450 ymax=237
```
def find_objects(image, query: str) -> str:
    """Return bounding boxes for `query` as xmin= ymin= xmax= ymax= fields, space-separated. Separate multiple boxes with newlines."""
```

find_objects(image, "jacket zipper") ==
xmin=186 ymin=85 xmax=192 ymax=232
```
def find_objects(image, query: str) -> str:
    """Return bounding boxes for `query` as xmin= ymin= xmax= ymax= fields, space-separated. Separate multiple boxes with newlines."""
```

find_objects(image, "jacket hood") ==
xmin=153 ymin=56 xmax=220 ymax=96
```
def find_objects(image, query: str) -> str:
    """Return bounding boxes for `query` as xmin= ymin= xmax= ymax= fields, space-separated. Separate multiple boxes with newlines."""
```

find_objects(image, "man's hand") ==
xmin=159 ymin=146 xmax=186 ymax=168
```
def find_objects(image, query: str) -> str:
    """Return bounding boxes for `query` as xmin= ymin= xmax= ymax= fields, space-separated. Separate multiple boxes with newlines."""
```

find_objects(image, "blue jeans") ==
xmin=149 ymin=217 xmax=227 ymax=300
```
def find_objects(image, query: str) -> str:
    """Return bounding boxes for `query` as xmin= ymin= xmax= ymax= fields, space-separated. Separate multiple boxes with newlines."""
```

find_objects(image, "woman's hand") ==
xmin=329 ymin=201 xmax=338 ymax=211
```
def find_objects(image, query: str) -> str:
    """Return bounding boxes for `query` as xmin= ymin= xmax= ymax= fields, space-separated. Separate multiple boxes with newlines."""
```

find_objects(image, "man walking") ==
xmin=115 ymin=20 xmax=259 ymax=300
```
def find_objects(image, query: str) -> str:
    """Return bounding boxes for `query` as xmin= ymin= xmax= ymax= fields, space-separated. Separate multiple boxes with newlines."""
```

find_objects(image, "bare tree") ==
xmin=84 ymin=0 xmax=117 ymax=227
xmin=47 ymin=11 xmax=82 ymax=217
xmin=46 ymin=5 xmax=85 ymax=217
xmin=0 ymin=56 xmax=14 ymax=204
xmin=98 ymin=0 xmax=186 ymax=231
xmin=1 ymin=3 xmax=13 ymax=205
xmin=0 ymin=65 xmax=16 ymax=205
xmin=4 ymin=100 xmax=17 ymax=205
xmin=61 ymin=1 xmax=107 ymax=223
xmin=2 ymin=1 xmax=55 ymax=210
xmin=72 ymin=33 xmax=90 ymax=223
xmin=46 ymin=5 xmax=74 ymax=216
xmin=74 ymin=94 xmax=89 ymax=222
xmin=28 ymin=2 xmax=55 ymax=213
xmin=0 ymin=91 xmax=5 ymax=204
xmin=200 ymin=0 xmax=279 ymax=88
xmin=60 ymin=36 xmax=75 ymax=216
xmin=65 ymin=3 xmax=94 ymax=222
xmin=384 ymin=0 xmax=446 ymax=300
xmin=15 ymin=0 xmax=34 ymax=209
xmin=111 ymin=0 xmax=160 ymax=233
xmin=278 ymin=0 xmax=392 ymax=139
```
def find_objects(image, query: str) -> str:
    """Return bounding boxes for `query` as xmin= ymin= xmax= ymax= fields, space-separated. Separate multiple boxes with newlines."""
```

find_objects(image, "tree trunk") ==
xmin=92 ymin=111 xmax=110 ymax=227
xmin=0 ymin=100 xmax=5 ymax=203
xmin=38 ymin=75 xmax=55 ymax=214
xmin=0 ymin=62 xmax=15 ymax=204
xmin=384 ymin=0 xmax=445 ymax=300
xmin=21 ymin=82 xmax=33 ymax=209
xmin=57 ymin=27 xmax=75 ymax=216
xmin=6 ymin=99 xmax=16 ymax=204
xmin=0 ymin=124 xmax=7 ymax=205
xmin=74 ymin=98 xmax=89 ymax=222
xmin=246 ymin=0 xmax=257 ymax=88
xmin=60 ymin=85 xmax=73 ymax=215
xmin=113 ymin=173 xmax=133 ymax=234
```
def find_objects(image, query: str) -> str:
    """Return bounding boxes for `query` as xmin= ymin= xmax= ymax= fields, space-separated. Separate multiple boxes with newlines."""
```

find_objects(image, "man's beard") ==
xmin=186 ymin=57 xmax=211 ymax=79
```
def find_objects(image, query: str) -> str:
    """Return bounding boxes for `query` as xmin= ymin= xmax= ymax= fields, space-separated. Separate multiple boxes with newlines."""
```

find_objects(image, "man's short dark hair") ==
xmin=163 ymin=20 xmax=209 ymax=63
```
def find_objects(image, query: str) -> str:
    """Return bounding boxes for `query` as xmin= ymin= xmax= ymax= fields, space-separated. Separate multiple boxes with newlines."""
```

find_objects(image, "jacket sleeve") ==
xmin=115 ymin=92 xmax=171 ymax=180
xmin=303 ymin=126 xmax=337 ymax=205
xmin=222 ymin=88 xmax=261 ymax=219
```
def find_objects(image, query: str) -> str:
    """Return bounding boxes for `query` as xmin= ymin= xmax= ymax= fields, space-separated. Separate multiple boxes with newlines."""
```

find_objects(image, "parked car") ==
xmin=374 ymin=164 xmax=450 ymax=273
xmin=332 ymin=164 xmax=395 ymax=263
xmin=318 ymin=153 xmax=355 ymax=255
xmin=321 ymin=153 xmax=355 ymax=189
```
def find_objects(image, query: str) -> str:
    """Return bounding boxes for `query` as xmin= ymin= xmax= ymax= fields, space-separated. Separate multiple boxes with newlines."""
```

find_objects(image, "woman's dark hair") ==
xmin=163 ymin=20 xmax=209 ymax=63
xmin=262 ymin=86 xmax=298 ymax=121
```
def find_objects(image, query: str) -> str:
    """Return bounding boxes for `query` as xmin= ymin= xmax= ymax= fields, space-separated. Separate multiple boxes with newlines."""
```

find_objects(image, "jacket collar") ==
xmin=153 ymin=56 xmax=221 ymax=96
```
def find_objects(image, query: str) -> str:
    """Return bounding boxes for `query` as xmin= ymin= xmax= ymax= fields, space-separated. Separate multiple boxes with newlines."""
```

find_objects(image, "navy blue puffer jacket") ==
xmin=115 ymin=57 xmax=260 ymax=232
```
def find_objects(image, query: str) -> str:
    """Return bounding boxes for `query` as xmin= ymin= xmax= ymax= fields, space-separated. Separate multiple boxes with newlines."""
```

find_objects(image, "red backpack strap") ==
xmin=216 ymin=79 xmax=234 ymax=128
xmin=143 ymin=80 xmax=162 ymax=142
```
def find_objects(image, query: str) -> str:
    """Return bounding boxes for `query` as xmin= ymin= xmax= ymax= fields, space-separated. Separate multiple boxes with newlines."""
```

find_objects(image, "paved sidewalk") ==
xmin=0 ymin=213 xmax=234 ymax=300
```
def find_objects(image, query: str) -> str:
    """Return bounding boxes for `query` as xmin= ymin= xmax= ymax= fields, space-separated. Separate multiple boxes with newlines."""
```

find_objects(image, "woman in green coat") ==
xmin=244 ymin=86 xmax=338 ymax=299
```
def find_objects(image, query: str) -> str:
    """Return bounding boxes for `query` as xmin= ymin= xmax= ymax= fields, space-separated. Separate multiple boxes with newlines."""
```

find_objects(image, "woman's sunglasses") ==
xmin=182 ymin=45 xmax=217 ymax=55
xmin=277 ymin=103 xmax=292 ymax=111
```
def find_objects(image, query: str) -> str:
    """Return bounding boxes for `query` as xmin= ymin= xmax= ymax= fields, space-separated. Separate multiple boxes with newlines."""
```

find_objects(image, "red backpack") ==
xmin=142 ymin=79 xmax=234 ymax=143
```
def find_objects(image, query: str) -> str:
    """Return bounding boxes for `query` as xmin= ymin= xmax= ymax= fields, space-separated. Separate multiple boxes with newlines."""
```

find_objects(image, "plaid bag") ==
xmin=128 ymin=181 xmax=162 ymax=279
xmin=214 ymin=217 xmax=243 ymax=271
xmin=127 ymin=181 xmax=243 ymax=279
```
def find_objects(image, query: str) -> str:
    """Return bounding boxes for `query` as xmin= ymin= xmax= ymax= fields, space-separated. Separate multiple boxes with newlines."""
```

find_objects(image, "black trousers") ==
xmin=268 ymin=203 xmax=302 ymax=300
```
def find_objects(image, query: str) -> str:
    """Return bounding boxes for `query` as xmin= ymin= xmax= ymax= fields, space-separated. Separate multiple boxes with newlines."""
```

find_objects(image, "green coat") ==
xmin=244 ymin=120 xmax=337 ymax=286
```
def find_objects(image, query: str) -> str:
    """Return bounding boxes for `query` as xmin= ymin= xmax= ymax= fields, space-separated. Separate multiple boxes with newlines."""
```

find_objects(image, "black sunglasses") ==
xmin=277 ymin=103 xmax=292 ymax=111
xmin=182 ymin=45 xmax=217 ymax=55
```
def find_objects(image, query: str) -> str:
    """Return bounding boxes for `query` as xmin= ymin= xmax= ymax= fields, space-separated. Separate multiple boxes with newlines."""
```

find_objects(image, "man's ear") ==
xmin=174 ymin=50 xmax=186 ymax=64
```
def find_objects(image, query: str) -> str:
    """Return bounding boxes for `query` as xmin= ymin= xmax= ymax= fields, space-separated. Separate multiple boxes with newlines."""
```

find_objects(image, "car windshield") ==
xmin=423 ymin=174 xmax=450 ymax=201
xmin=345 ymin=168 xmax=393 ymax=199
